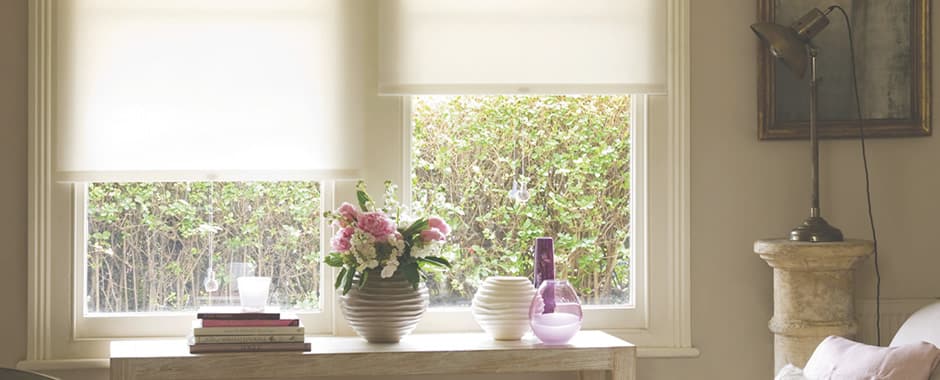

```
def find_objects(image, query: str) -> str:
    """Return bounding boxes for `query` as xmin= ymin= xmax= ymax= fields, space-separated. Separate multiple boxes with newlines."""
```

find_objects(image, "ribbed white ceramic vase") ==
xmin=471 ymin=276 xmax=536 ymax=340
xmin=339 ymin=271 xmax=429 ymax=343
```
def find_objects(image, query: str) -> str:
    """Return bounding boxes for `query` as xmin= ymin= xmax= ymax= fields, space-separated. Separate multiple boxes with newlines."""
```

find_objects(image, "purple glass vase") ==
xmin=533 ymin=237 xmax=555 ymax=288
xmin=528 ymin=280 xmax=582 ymax=345
xmin=533 ymin=237 xmax=555 ymax=312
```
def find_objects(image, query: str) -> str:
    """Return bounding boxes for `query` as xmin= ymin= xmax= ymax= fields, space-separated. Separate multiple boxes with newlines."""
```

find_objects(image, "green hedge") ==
xmin=411 ymin=95 xmax=632 ymax=305
xmin=87 ymin=182 xmax=321 ymax=312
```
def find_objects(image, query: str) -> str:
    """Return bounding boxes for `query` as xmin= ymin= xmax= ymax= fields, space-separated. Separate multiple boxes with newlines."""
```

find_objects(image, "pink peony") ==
xmin=428 ymin=217 xmax=450 ymax=236
xmin=420 ymin=228 xmax=446 ymax=243
xmin=337 ymin=202 xmax=360 ymax=223
xmin=330 ymin=227 xmax=354 ymax=252
xmin=357 ymin=212 xmax=397 ymax=241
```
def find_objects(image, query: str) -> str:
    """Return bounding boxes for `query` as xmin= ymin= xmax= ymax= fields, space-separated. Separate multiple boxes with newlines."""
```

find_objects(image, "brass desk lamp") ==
xmin=752 ymin=8 xmax=844 ymax=242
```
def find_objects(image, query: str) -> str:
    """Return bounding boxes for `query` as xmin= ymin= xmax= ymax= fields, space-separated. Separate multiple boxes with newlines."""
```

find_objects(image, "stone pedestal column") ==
xmin=754 ymin=239 xmax=873 ymax=373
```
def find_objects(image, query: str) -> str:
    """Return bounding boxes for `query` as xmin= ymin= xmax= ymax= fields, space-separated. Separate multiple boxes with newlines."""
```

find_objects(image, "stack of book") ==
xmin=189 ymin=307 xmax=310 ymax=354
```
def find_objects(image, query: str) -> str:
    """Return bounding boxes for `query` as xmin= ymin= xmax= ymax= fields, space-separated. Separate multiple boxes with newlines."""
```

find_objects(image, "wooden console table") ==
xmin=111 ymin=331 xmax=635 ymax=380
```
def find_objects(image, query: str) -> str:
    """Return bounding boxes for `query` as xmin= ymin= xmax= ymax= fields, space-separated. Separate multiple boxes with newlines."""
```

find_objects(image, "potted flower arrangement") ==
xmin=323 ymin=181 xmax=451 ymax=342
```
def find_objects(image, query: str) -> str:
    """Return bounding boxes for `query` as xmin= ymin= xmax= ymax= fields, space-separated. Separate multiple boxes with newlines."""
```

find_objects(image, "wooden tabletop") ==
xmin=111 ymin=330 xmax=636 ymax=380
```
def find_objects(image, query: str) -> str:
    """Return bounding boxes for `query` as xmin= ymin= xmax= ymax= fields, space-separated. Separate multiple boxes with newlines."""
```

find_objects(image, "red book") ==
xmin=189 ymin=342 xmax=311 ymax=354
xmin=200 ymin=319 xmax=300 ymax=327
xmin=196 ymin=306 xmax=280 ymax=320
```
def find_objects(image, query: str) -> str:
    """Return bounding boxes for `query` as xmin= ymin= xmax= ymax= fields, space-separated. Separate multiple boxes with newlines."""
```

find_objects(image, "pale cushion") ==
xmin=803 ymin=335 xmax=940 ymax=380
xmin=775 ymin=364 xmax=809 ymax=380
xmin=890 ymin=301 xmax=940 ymax=380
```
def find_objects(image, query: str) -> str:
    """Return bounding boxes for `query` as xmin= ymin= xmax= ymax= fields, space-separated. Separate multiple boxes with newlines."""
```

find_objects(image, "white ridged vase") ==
xmin=339 ymin=271 xmax=429 ymax=343
xmin=471 ymin=276 xmax=536 ymax=340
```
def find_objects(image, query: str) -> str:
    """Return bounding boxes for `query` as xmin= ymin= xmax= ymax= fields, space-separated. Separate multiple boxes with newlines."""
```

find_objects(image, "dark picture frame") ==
xmin=757 ymin=0 xmax=931 ymax=140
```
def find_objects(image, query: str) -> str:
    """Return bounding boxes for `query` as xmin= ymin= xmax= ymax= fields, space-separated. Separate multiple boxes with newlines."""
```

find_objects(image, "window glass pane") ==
xmin=85 ymin=182 xmax=321 ymax=313
xmin=411 ymin=95 xmax=632 ymax=308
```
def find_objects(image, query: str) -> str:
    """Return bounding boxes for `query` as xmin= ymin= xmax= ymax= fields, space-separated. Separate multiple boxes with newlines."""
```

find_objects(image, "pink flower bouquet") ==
xmin=324 ymin=181 xmax=451 ymax=294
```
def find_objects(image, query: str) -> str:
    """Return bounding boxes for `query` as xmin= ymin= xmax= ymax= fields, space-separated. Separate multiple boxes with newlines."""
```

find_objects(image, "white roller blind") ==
xmin=378 ymin=0 xmax=667 ymax=95
xmin=56 ymin=0 xmax=359 ymax=182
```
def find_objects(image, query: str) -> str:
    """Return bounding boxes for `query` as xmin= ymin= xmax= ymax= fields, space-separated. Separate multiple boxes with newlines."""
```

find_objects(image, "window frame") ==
xmin=24 ymin=0 xmax=692 ymax=368
xmin=70 ymin=182 xmax=336 ymax=339
xmin=402 ymin=95 xmax=648 ymax=333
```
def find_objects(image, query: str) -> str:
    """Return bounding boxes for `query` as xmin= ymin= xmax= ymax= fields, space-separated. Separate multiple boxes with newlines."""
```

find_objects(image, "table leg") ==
xmin=612 ymin=349 xmax=636 ymax=380
xmin=578 ymin=370 xmax=608 ymax=380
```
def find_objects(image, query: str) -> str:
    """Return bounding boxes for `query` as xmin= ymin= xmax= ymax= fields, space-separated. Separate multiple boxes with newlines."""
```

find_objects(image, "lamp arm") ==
xmin=788 ymin=43 xmax=842 ymax=242
xmin=809 ymin=50 xmax=820 ymax=216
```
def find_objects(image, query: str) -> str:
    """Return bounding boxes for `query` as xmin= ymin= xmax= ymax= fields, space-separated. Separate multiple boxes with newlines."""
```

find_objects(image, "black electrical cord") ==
xmin=828 ymin=5 xmax=881 ymax=346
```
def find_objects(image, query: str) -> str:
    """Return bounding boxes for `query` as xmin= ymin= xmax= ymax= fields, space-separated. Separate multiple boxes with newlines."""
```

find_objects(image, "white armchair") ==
xmin=890 ymin=301 xmax=940 ymax=380
xmin=776 ymin=300 xmax=940 ymax=380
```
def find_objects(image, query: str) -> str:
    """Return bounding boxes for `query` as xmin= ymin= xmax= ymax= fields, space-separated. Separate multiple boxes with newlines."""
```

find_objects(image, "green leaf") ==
xmin=335 ymin=267 xmax=347 ymax=290
xmin=402 ymin=263 xmax=420 ymax=290
xmin=342 ymin=266 xmax=356 ymax=295
xmin=356 ymin=181 xmax=373 ymax=212
xmin=356 ymin=191 xmax=371 ymax=212
xmin=417 ymin=257 xmax=450 ymax=270
xmin=358 ymin=269 xmax=370 ymax=289
xmin=324 ymin=253 xmax=345 ymax=267
xmin=402 ymin=218 xmax=429 ymax=238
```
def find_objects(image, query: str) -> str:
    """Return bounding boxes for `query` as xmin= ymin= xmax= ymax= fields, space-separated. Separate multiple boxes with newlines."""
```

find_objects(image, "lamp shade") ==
xmin=751 ymin=23 xmax=809 ymax=78
xmin=751 ymin=8 xmax=831 ymax=79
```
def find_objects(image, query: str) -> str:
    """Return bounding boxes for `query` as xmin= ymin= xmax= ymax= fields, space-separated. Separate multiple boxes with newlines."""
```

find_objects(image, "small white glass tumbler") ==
xmin=237 ymin=276 xmax=271 ymax=312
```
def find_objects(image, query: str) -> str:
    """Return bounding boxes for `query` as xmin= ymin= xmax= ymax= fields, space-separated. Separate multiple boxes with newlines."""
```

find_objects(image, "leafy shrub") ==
xmin=411 ymin=95 xmax=632 ymax=305
xmin=86 ymin=182 xmax=321 ymax=312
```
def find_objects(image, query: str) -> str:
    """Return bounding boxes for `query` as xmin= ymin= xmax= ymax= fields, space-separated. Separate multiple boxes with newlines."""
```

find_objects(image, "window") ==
xmin=410 ymin=95 xmax=634 ymax=308
xmin=402 ymin=95 xmax=650 ymax=338
xmin=32 ymin=0 xmax=351 ymax=357
xmin=25 ymin=0 xmax=690 ymax=366
xmin=84 ymin=182 xmax=322 ymax=314
xmin=73 ymin=182 xmax=335 ymax=341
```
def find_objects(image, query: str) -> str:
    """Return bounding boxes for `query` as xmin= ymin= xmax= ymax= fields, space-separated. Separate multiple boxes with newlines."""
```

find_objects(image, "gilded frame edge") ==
xmin=756 ymin=0 xmax=932 ymax=140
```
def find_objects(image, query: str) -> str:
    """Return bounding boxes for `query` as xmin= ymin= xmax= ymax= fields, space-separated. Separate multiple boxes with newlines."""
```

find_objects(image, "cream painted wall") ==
xmin=0 ymin=0 xmax=28 ymax=370
xmin=641 ymin=1 xmax=940 ymax=379
xmin=3 ymin=0 xmax=940 ymax=379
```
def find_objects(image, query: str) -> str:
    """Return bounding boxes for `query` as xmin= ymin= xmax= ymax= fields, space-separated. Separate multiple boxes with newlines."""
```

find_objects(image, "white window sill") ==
xmin=16 ymin=331 xmax=698 ymax=375
xmin=17 ymin=359 xmax=110 ymax=371
xmin=106 ymin=331 xmax=635 ymax=379
xmin=638 ymin=347 xmax=701 ymax=358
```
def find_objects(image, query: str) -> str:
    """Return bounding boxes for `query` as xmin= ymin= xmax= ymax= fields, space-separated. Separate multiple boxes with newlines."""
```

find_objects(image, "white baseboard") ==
xmin=856 ymin=298 xmax=939 ymax=345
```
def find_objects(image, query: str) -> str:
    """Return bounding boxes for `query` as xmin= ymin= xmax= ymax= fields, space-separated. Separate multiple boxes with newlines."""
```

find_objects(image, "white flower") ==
xmin=381 ymin=261 xmax=399 ymax=278
xmin=385 ymin=234 xmax=406 ymax=263
xmin=385 ymin=255 xmax=399 ymax=267
xmin=411 ymin=241 xmax=443 ymax=258
xmin=411 ymin=245 xmax=429 ymax=258
xmin=388 ymin=234 xmax=405 ymax=254
xmin=355 ymin=259 xmax=380 ymax=272
xmin=351 ymin=230 xmax=376 ymax=252
xmin=350 ymin=229 xmax=378 ymax=268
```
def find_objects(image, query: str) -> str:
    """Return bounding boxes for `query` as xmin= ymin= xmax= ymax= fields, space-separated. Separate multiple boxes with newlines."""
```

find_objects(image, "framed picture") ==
xmin=757 ymin=0 xmax=931 ymax=140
